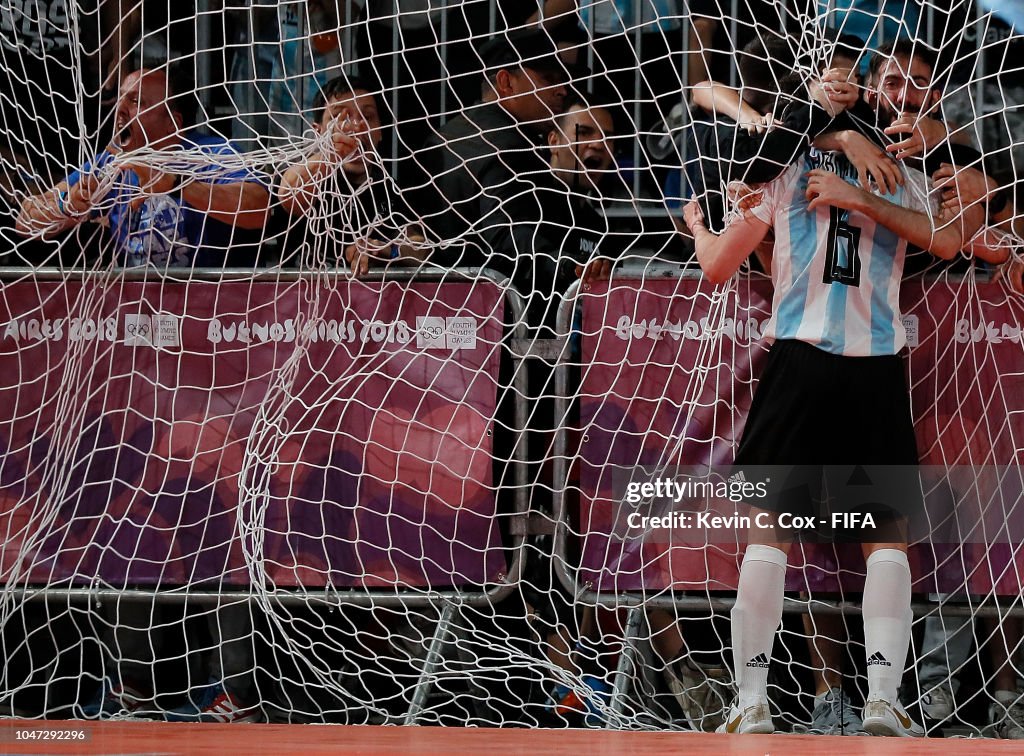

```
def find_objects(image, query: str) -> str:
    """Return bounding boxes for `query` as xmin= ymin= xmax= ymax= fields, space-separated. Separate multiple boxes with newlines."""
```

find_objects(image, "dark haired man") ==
xmin=16 ymin=68 xmax=270 ymax=269
xmin=816 ymin=38 xmax=1014 ymax=271
xmin=687 ymin=33 xmax=857 ymax=234
xmin=414 ymin=27 xmax=585 ymax=273
xmin=277 ymin=75 xmax=428 ymax=273
xmin=542 ymin=99 xmax=619 ymax=291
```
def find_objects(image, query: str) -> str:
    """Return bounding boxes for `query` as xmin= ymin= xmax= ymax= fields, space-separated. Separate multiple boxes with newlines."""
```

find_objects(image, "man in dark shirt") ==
xmin=415 ymin=28 xmax=584 ymax=276
xmin=687 ymin=33 xmax=854 ymax=234
xmin=277 ymin=74 xmax=428 ymax=273
xmin=527 ymin=96 xmax=619 ymax=332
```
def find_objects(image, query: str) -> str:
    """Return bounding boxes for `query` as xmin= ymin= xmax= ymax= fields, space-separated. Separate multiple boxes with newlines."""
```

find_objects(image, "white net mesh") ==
xmin=0 ymin=0 xmax=1022 ymax=738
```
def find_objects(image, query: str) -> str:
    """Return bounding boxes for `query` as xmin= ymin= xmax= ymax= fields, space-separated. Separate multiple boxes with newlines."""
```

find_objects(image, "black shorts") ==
xmin=733 ymin=340 xmax=923 ymax=536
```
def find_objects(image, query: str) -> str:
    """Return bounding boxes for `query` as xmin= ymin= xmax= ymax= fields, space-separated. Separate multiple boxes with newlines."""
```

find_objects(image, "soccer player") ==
xmin=684 ymin=105 xmax=985 ymax=737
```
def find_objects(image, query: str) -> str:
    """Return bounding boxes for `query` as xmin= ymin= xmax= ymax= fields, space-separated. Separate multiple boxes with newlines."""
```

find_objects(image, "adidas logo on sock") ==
xmin=745 ymin=653 xmax=770 ymax=668
xmin=866 ymin=651 xmax=892 ymax=667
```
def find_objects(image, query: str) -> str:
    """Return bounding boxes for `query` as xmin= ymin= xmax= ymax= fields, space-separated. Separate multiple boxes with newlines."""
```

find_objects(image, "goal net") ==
xmin=0 ymin=0 xmax=1022 ymax=736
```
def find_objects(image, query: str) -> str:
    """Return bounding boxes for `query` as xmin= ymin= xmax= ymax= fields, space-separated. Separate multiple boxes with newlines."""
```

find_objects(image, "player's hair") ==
xmin=869 ymin=38 xmax=942 ymax=91
xmin=832 ymin=33 xmax=866 ymax=68
xmin=737 ymin=33 xmax=802 ymax=114
xmin=313 ymin=74 xmax=384 ymax=124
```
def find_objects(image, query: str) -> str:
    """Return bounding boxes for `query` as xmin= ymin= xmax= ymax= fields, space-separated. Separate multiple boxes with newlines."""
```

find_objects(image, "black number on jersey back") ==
xmin=823 ymin=206 xmax=862 ymax=286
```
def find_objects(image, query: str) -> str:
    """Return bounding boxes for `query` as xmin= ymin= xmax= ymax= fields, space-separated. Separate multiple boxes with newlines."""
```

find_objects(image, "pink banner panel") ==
xmin=578 ymin=276 xmax=1024 ymax=596
xmin=0 ymin=278 xmax=506 ymax=590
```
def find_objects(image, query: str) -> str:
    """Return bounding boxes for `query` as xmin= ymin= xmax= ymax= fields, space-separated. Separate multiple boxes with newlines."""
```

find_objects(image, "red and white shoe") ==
xmin=165 ymin=681 xmax=263 ymax=723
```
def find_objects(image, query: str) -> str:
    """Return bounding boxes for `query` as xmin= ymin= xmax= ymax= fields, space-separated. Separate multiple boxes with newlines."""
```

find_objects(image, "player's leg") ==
xmin=720 ymin=529 xmax=791 ymax=734
xmin=918 ymin=606 xmax=973 ymax=722
xmin=835 ymin=350 xmax=923 ymax=737
xmin=985 ymin=615 xmax=1024 ymax=739
xmin=718 ymin=340 xmax=826 ymax=735
xmin=860 ymin=540 xmax=922 ymax=737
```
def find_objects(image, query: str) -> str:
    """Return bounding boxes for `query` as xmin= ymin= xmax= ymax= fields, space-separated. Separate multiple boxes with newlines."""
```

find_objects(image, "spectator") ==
xmin=527 ymin=96 xmax=617 ymax=728
xmin=688 ymin=0 xmax=794 ymax=87
xmin=227 ymin=0 xmax=343 ymax=141
xmin=16 ymin=67 xmax=270 ymax=270
xmin=277 ymin=74 xmax=429 ymax=272
xmin=0 ymin=0 xmax=133 ymax=186
xmin=534 ymin=97 xmax=620 ymax=320
xmin=685 ymin=32 xmax=853 ymax=235
xmin=0 ymin=0 xmax=135 ymax=266
xmin=578 ymin=0 xmax=685 ymax=130
xmin=14 ymin=68 xmax=271 ymax=724
xmin=354 ymin=0 xmax=580 ymax=123
xmin=414 ymin=27 xmax=583 ymax=274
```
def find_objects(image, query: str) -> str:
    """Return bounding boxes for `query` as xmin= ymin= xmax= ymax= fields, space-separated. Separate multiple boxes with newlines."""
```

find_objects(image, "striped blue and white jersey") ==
xmin=749 ymin=148 xmax=934 ymax=357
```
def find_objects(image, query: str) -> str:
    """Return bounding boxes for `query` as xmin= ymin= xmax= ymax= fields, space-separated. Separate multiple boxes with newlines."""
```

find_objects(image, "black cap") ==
xmin=478 ymin=28 xmax=590 ymax=78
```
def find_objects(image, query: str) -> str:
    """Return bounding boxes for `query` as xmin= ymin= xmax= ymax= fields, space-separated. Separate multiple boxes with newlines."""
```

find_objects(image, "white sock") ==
xmin=863 ymin=548 xmax=912 ymax=704
xmin=732 ymin=544 xmax=787 ymax=709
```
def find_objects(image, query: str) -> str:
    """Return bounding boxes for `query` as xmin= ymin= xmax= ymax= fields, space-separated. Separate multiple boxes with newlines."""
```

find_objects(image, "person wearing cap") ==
xmin=413 ymin=27 xmax=587 ymax=279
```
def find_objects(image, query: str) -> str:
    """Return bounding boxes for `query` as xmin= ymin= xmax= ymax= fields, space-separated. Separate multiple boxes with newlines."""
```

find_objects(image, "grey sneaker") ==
xmin=805 ymin=687 xmax=863 ymax=735
xmin=663 ymin=657 xmax=735 ymax=732
xmin=920 ymin=684 xmax=954 ymax=721
xmin=987 ymin=698 xmax=1024 ymax=739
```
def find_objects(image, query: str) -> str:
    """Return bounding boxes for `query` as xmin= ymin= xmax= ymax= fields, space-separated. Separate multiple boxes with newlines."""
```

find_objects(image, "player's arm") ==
xmin=683 ymin=200 xmax=771 ymax=284
xmin=726 ymin=71 xmax=856 ymax=185
xmin=806 ymin=169 xmax=979 ymax=259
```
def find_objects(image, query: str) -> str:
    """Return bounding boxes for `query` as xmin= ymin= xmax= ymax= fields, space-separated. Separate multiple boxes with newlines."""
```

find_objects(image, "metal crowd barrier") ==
xmin=0 ymin=265 xmax=530 ymax=723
